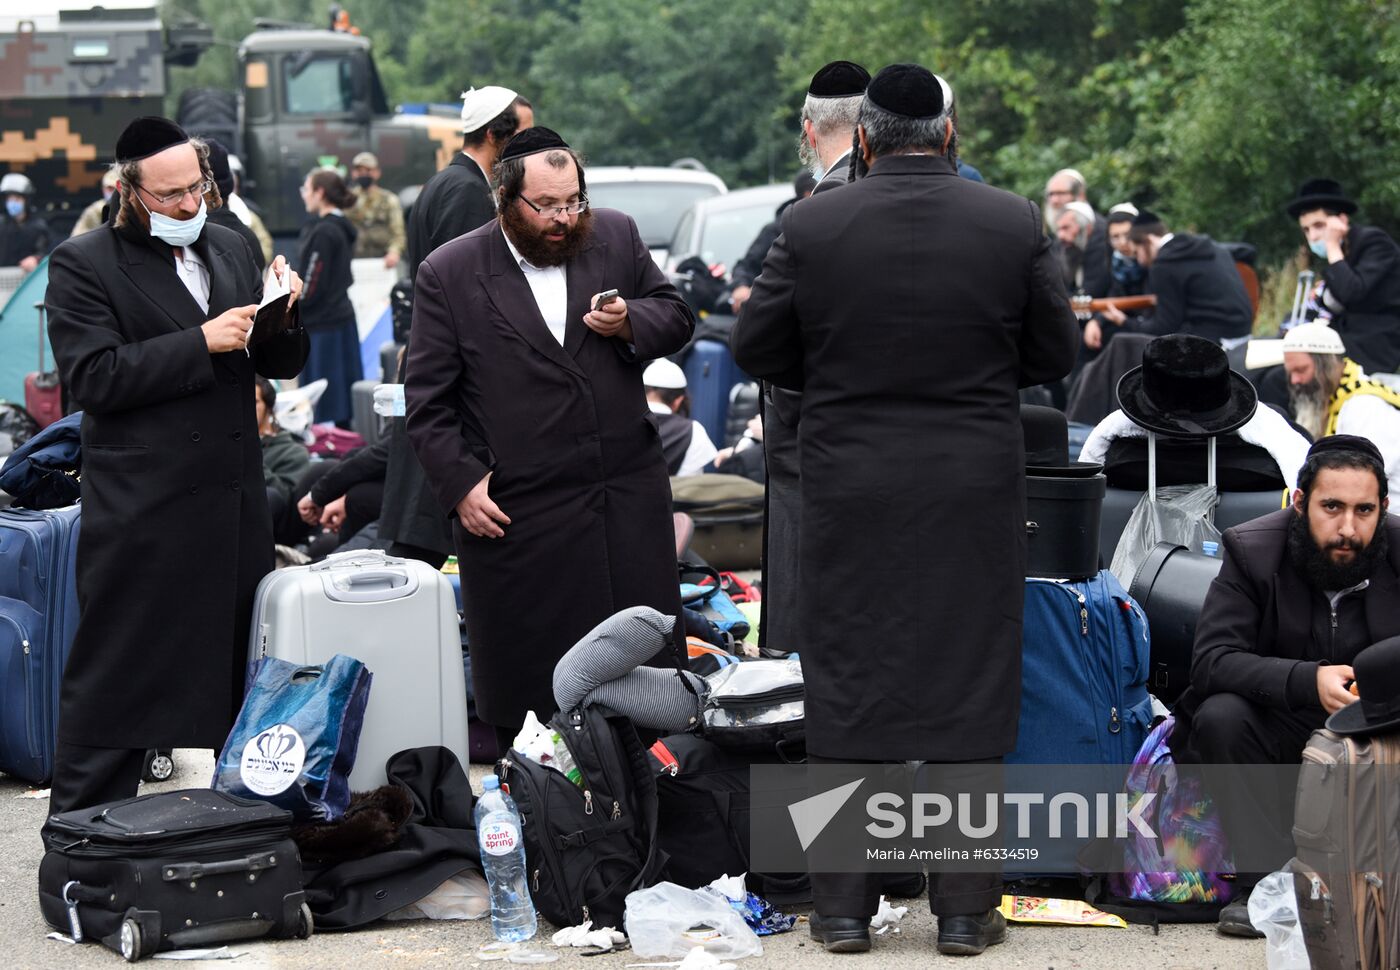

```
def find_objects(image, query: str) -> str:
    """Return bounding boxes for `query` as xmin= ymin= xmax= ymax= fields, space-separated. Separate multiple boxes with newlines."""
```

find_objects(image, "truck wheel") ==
xmin=177 ymin=88 xmax=239 ymax=156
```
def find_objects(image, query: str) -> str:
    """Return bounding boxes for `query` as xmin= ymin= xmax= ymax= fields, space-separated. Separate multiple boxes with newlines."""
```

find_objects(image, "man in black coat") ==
xmin=1176 ymin=435 xmax=1400 ymax=936
xmin=1123 ymin=209 xmax=1253 ymax=343
xmin=1044 ymin=167 xmax=1112 ymax=300
xmin=1288 ymin=178 xmax=1400 ymax=376
xmin=743 ymin=61 xmax=868 ymax=661
xmin=732 ymin=65 xmax=1077 ymax=957
xmin=381 ymin=87 xmax=534 ymax=567
xmin=405 ymin=87 xmax=532 ymax=279
xmin=406 ymin=128 xmax=692 ymax=750
xmin=43 ymin=117 xmax=308 ymax=819
xmin=205 ymin=139 xmax=265 ymax=270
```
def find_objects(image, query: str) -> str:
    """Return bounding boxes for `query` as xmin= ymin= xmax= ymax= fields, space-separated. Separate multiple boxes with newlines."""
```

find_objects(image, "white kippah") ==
xmin=643 ymin=358 xmax=687 ymax=389
xmin=459 ymin=86 xmax=518 ymax=133
xmin=1283 ymin=321 xmax=1346 ymax=356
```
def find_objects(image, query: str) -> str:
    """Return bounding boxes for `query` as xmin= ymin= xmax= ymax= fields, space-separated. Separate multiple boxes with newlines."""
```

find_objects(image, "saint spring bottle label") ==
xmin=480 ymin=818 xmax=521 ymax=856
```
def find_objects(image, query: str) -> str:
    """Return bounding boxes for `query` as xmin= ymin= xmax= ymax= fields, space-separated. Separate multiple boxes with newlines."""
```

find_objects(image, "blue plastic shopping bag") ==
xmin=213 ymin=654 xmax=372 ymax=821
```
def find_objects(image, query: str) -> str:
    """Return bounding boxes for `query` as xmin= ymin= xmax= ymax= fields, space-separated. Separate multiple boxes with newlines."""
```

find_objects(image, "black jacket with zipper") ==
xmin=295 ymin=213 xmax=357 ymax=330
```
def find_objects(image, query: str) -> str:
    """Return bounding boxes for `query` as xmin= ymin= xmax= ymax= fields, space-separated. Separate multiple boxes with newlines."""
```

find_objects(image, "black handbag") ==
xmin=39 ymin=789 xmax=311 ymax=961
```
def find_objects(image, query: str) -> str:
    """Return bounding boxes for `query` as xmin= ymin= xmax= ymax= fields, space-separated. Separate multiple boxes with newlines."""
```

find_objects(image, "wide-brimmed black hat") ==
xmin=1022 ymin=405 xmax=1103 ymax=477
xmin=1286 ymin=178 xmax=1358 ymax=220
xmin=1117 ymin=334 xmax=1257 ymax=439
xmin=1327 ymin=636 xmax=1400 ymax=736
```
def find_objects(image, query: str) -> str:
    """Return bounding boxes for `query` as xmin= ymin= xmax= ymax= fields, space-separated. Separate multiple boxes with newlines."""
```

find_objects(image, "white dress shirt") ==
xmin=502 ymin=230 xmax=568 ymax=346
xmin=1335 ymin=393 xmax=1400 ymax=497
xmin=172 ymin=245 xmax=210 ymax=314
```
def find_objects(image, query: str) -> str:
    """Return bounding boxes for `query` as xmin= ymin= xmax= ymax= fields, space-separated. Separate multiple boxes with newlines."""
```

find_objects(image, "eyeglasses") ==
xmin=138 ymin=179 xmax=213 ymax=206
xmin=519 ymin=195 xmax=588 ymax=218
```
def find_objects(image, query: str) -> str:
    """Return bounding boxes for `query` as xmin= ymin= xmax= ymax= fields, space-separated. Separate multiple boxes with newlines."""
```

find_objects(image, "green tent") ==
xmin=0 ymin=256 xmax=52 ymax=406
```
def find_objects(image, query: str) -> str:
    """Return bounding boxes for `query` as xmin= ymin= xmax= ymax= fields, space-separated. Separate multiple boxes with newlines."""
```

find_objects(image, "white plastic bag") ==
xmin=1110 ymin=483 xmax=1222 ymax=586
xmin=1248 ymin=869 xmax=1310 ymax=970
xmin=382 ymin=870 xmax=489 ymax=921
xmin=624 ymin=882 xmax=763 ymax=960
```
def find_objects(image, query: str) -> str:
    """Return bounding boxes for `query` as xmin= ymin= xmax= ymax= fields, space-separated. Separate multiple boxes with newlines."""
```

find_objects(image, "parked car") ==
xmin=585 ymin=166 xmax=727 ymax=265
xmin=663 ymin=183 xmax=794 ymax=279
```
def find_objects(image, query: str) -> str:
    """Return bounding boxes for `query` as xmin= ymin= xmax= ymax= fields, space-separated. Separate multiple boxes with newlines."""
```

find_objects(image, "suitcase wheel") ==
xmin=296 ymin=902 xmax=314 ymax=940
xmin=141 ymin=750 xmax=174 ymax=783
xmin=119 ymin=917 xmax=143 ymax=962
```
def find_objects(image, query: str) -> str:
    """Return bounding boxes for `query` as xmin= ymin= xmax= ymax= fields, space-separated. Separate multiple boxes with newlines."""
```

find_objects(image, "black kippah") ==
xmin=1307 ymin=434 xmax=1386 ymax=468
xmin=1131 ymin=209 xmax=1163 ymax=228
xmin=809 ymin=60 xmax=870 ymax=98
xmin=499 ymin=126 xmax=570 ymax=163
xmin=115 ymin=116 xmax=189 ymax=164
xmin=866 ymin=64 xmax=944 ymax=119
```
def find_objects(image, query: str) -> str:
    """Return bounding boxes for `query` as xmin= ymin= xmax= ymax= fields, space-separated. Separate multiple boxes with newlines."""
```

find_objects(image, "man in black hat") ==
xmin=733 ymin=64 xmax=1077 ymax=957
xmin=1286 ymin=178 xmax=1400 ymax=376
xmin=42 ymin=116 xmax=308 ymax=820
xmin=405 ymin=127 xmax=692 ymax=751
xmin=1178 ymin=434 xmax=1400 ymax=935
xmin=204 ymin=139 xmax=265 ymax=270
xmin=1115 ymin=210 xmax=1253 ymax=344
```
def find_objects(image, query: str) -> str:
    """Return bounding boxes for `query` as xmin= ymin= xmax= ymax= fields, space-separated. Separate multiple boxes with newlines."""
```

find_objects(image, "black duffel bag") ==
xmin=39 ymin=789 xmax=311 ymax=961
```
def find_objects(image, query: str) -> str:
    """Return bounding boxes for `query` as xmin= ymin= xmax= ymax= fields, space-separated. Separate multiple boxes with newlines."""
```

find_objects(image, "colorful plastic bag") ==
xmin=213 ymin=654 xmax=372 ymax=821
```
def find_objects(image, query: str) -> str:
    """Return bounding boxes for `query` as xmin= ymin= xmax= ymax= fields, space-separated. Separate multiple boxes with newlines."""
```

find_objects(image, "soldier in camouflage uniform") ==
xmin=70 ymin=167 xmax=121 ymax=237
xmin=346 ymin=151 xmax=406 ymax=269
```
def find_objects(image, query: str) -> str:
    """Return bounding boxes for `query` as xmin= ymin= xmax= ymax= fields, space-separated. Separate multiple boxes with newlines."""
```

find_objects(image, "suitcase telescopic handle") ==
xmin=161 ymin=851 xmax=281 ymax=882
xmin=33 ymin=300 xmax=46 ymax=373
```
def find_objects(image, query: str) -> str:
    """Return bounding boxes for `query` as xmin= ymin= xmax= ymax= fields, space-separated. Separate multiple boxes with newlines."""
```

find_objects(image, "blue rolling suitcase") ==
xmin=0 ymin=503 xmax=80 ymax=784
xmin=681 ymin=339 xmax=750 ymax=451
xmin=1008 ymin=569 xmax=1154 ymax=766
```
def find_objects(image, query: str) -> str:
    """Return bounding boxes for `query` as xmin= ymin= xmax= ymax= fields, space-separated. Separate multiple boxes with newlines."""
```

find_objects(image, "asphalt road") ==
xmin=1 ymin=750 xmax=1269 ymax=970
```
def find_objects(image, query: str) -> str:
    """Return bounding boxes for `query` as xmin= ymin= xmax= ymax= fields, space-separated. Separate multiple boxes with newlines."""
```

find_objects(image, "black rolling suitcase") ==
xmin=39 ymin=790 xmax=311 ymax=962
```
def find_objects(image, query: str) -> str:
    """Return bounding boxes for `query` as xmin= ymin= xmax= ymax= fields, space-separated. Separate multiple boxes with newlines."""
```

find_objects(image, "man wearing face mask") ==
xmin=346 ymin=151 xmax=406 ymax=269
xmin=1286 ymin=178 xmax=1400 ymax=377
xmin=0 ymin=173 xmax=51 ymax=272
xmin=70 ymin=167 xmax=121 ymax=237
xmin=41 ymin=116 xmax=310 ymax=822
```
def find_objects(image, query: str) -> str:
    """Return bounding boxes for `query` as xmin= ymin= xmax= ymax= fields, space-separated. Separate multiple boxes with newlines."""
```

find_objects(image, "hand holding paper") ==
xmin=245 ymin=261 xmax=296 ymax=354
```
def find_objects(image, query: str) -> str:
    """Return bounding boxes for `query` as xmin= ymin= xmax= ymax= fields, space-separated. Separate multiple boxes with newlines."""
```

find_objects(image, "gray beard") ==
xmin=797 ymin=130 xmax=821 ymax=179
xmin=1290 ymin=383 xmax=1331 ymax=439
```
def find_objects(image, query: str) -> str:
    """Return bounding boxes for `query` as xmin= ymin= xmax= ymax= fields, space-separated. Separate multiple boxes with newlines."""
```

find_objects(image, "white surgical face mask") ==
xmin=136 ymin=191 xmax=207 ymax=248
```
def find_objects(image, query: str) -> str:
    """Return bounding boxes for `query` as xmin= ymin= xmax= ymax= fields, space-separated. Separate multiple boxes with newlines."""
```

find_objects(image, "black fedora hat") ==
xmin=1022 ymin=405 xmax=1102 ymax=477
xmin=1116 ymin=334 xmax=1257 ymax=439
xmin=1286 ymin=178 xmax=1358 ymax=220
xmin=1326 ymin=636 xmax=1400 ymax=736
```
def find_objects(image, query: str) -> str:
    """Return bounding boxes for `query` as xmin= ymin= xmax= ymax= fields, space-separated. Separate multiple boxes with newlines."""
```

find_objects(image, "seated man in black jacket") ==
xmin=1180 ymin=434 xmax=1400 ymax=936
xmin=1287 ymin=178 xmax=1400 ymax=376
xmin=1118 ymin=209 xmax=1253 ymax=344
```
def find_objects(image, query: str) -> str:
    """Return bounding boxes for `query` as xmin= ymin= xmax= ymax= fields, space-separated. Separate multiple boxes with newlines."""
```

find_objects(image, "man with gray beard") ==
xmin=1283 ymin=321 xmax=1400 ymax=496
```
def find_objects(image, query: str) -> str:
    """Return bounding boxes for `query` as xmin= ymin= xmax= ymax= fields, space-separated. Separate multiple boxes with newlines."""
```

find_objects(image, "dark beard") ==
xmin=1287 ymin=507 xmax=1389 ymax=592
xmin=499 ymin=202 xmax=593 ymax=268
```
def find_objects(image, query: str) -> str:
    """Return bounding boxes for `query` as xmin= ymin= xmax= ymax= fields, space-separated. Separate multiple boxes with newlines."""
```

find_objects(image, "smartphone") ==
xmin=593 ymin=289 xmax=620 ymax=311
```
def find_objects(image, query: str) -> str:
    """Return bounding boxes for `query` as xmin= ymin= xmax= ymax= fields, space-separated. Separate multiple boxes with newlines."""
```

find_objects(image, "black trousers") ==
xmin=1191 ymin=691 xmax=1325 ymax=883
xmin=807 ymin=752 xmax=1004 ymax=919
xmin=44 ymin=742 xmax=146 ymax=844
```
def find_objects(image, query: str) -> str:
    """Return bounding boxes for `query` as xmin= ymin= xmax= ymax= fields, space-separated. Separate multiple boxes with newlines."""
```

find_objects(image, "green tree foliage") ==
xmin=157 ymin=0 xmax=1395 ymax=261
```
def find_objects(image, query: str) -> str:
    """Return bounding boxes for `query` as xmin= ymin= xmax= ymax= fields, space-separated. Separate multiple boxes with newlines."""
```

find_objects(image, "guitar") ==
xmin=1070 ymin=294 xmax=1158 ymax=321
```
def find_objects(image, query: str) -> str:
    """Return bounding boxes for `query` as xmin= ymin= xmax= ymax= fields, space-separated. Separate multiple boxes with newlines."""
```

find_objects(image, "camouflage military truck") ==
xmin=1 ymin=1 xmax=462 ymax=238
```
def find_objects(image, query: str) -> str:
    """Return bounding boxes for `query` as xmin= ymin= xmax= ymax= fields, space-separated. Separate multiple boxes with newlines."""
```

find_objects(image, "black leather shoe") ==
xmin=809 ymin=913 xmax=872 ymax=953
xmin=1218 ymin=894 xmax=1264 ymax=938
xmin=936 ymin=909 xmax=1007 ymax=956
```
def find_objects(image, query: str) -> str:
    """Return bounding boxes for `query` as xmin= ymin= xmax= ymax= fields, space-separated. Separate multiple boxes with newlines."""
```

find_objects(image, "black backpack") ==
xmin=497 ymin=707 xmax=664 ymax=929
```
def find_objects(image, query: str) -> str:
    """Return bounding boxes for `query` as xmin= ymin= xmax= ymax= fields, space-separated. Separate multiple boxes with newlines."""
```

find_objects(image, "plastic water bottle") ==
xmin=475 ymin=776 xmax=538 ymax=942
xmin=372 ymin=383 xmax=405 ymax=417
xmin=548 ymin=730 xmax=583 ymax=787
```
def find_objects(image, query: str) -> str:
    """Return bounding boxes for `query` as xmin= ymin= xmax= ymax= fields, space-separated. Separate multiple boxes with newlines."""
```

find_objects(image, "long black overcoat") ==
xmin=732 ymin=154 xmax=1077 ymax=761
xmin=405 ymin=209 xmax=692 ymax=727
xmin=45 ymin=219 xmax=308 ymax=748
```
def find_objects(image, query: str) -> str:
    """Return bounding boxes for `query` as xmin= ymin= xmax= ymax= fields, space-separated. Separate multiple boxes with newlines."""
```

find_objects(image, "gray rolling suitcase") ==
xmin=350 ymin=379 xmax=387 ymax=446
xmin=248 ymin=550 xmax=468 ymax=790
